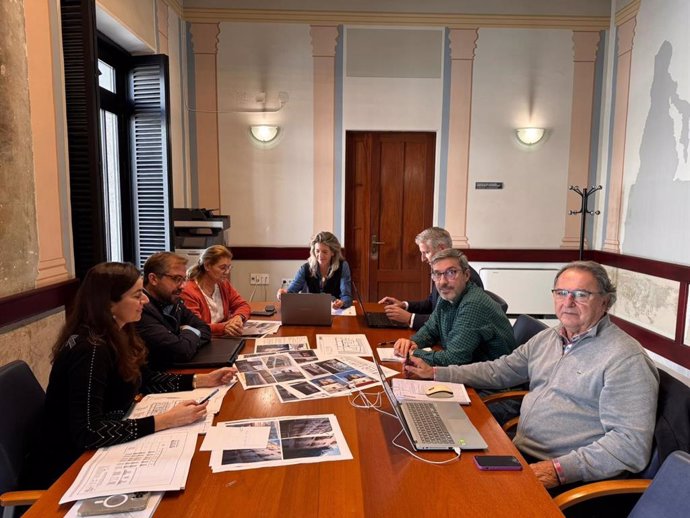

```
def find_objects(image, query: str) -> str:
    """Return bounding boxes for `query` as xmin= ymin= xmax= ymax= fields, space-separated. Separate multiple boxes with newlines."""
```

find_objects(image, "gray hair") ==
xmin=415 ymin=227 xmax=452 ymax=251
xmin=554 ymin=261 xmax=617 ymax=308
xmin=429 ymin=248 xmax=469 ymax=271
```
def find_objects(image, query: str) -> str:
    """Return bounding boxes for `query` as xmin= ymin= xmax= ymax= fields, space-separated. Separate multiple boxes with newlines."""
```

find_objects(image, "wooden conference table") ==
xmin=25 ymin=302 xmax=563 ymax=518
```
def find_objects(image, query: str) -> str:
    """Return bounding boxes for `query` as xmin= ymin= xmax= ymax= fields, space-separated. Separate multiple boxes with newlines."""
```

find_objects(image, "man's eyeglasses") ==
xmin=551 ymin=289 xmax=602 ymax=302
xmin=430 ymin=268 xmax=461 ymax=282
xmin=160 ymin=273 xmax=186 ymax=285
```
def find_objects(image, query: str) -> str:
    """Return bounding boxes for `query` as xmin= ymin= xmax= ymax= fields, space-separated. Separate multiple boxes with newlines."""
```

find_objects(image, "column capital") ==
xmin=449 ymin=28 xmax=478 ymax=61
xmin=310 ymin=25 xmax=339 ymax=57
xmin=190 ymin=23 xmax=220 ymax=54
xmin=572 ymin=31 xmax=600 ymax=62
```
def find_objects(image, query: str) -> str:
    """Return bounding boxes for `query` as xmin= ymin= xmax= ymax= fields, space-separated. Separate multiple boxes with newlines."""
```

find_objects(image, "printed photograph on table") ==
xmin=209 ymin=414 xmax=352 ymax=472
xmin=254 ymin=335 xmax=310 ymax=353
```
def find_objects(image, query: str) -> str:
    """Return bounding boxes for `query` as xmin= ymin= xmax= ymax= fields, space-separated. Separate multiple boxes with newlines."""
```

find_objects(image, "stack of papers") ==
xmin=391 ymin=378 xmax=471 ymax=405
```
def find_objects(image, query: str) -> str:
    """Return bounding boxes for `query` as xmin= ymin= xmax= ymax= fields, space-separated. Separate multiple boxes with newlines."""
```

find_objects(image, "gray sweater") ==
xmin=435 ymin=315 xmax=659 ymax=484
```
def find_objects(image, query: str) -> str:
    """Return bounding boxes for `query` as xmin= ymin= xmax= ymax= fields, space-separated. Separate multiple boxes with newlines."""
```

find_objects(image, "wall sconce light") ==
xmin=515 ymin=127 xmax=546 ymax=145
xmin=250 ymin=125 xmax=279 ymax=143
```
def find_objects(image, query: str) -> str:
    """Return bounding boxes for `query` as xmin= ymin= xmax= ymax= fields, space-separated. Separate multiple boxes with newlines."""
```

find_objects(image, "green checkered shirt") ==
xmin=411 ymin=282 xmax=516 ymax=366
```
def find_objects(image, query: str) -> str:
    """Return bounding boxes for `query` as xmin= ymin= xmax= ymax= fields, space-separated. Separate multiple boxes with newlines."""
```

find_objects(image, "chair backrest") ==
xmin=0 ymin=361 xmax=45 ymax=494
xmin=512 ymin=314 xmax=548 ymax=346
xmin=485 ymin=290 xmax=508 ymax=314
xmin=628 ymin=450 xmax=690 ymax=518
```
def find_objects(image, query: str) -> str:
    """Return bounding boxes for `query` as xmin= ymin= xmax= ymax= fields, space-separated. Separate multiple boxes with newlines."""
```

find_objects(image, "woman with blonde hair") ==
xmin=181 ymin=245 xmax=251 ymax=336
xmin=277 ymin=231 xmax=352 ymax=309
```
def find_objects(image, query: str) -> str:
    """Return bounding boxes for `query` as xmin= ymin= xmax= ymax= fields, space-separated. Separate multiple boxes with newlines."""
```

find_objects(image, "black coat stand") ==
xmin=568 ymin=185 xmax=602 ymax=260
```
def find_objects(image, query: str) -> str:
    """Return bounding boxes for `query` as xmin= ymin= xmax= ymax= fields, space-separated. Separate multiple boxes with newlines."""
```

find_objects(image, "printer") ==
xmin=173 ymin=208 xmax=230 ymax=267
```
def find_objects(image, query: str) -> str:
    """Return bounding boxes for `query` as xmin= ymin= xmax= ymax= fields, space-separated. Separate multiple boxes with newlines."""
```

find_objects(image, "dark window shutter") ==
xmin=60 ymin=0 xmax=106 ymax=279
xmin=128 ymin=55 xmax=173 ymax=269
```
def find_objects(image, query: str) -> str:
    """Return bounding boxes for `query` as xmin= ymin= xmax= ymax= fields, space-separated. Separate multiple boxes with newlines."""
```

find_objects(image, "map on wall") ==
xmin=605 ymin=267 xmax=679 ymax=339
xmin=622 ymin=38 xmax=690 ymax=264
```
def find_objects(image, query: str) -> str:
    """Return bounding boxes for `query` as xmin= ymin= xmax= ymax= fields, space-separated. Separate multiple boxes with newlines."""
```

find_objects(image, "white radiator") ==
xmin=480 ymin=268 xmax=558 ymax=316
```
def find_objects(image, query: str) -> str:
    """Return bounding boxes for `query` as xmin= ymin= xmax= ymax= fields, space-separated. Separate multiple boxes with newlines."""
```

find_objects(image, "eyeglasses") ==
xmin=160 ymin=273 xmax=186 ymax=285
xmin=430 ymin=268 xmax=461 ymax=282
xmin=218 ymin=264 xmax=233 ymax=272
xmin=551 ymin=289 xmax=602 ymax=302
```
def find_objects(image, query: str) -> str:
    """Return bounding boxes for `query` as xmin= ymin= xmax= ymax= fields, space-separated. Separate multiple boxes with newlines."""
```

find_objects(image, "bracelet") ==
xmin=552 ymin=458 xmax=566 ymax=485
xmin=192 ymin=374 xmax=198 ymax=389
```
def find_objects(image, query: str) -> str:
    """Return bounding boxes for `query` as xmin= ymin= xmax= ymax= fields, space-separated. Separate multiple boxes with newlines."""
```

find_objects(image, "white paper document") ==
xmin=377 ymin=347 xmax=404 ymax=363
xmin=391 ymin=378 xmax=471 ymax=405
xmin=242 ymin=320 xmax=282 ymax=336
xmin=254 ymin=335 xmax=310 ymax=353
xmin=209 ymin=414 xmax=352 ymax=473
xmin=331 ymin=306 xmax=356 ymax=316
xmin=60 ymin=430 xmax=198 ymax=504
xmin=316 ymin=334 xmax=373 ymax=357
xmin=200 ymin=426 xmax=271 ymax=451
xmin=66 ymin=492 xmax=164 ymax=518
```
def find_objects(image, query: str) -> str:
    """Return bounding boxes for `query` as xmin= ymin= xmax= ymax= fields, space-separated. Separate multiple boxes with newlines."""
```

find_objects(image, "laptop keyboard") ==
xmin=406 ymin=402 xmax=454 ymax=444
xmin=367 ymin=312 xmax=404 ymax=327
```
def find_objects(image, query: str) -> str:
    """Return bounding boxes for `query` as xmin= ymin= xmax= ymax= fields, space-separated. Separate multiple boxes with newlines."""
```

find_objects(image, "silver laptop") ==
xmin=280 ymin=293 xmax=332 ymax=326
xmin=373 ymin=360 xmax=487 ymax=451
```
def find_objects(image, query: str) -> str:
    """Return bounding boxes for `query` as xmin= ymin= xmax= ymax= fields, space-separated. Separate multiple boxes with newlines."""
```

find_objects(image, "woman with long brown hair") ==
xmin=23 ymin=262 xmax=235 ymax=488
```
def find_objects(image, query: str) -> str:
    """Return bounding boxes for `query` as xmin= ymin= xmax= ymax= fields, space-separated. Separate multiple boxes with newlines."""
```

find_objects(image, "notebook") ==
xmin=373 ymin=359 xmax=487 ymax=451
xmin=171 ymin=337 xmax=245 ymax=368
xmin=280 ymin=293 xmax=333 ymax=326
xmin=352 ymin=282 xmax=408 ymax=329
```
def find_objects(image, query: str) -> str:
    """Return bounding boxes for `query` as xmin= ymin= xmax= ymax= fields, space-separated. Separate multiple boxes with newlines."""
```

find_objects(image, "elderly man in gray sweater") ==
xmin=406 ymin=261 xmax=659 ymax=489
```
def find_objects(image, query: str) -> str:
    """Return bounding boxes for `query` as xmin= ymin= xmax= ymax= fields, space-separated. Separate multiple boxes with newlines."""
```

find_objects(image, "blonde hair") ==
xmin=307 ymin=231 xmax=344 ymax=278
xmin=187 ymin=245 xmax=233 ymax=280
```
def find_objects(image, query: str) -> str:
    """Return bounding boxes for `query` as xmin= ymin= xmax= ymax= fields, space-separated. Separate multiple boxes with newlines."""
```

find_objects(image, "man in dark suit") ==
xmin=378 ymin=227 xmax=483 ymax=330
xmin=136 ymin=252 xmax=211 ymax=369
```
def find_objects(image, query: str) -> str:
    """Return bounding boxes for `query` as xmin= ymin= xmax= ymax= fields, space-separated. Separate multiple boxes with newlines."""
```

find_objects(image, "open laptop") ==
xmin=352 ymin=282 xmax=408 ymax=329
xmin=373 ymin=359 xmax=487 ymax=451
xmin=171 ymin=337 xmax=245 ymax=368
xmin=280 ymin=293 xmax=332 ymax=326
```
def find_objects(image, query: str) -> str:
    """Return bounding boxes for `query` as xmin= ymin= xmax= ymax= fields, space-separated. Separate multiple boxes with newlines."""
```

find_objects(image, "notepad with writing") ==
xmin=392 ymin=379 xmax=471 ymax=405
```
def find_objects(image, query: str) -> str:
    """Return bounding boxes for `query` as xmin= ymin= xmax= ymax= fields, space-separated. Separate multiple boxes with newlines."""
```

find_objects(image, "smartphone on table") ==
xmin=473 ymin=455 xmax=523 ymax=471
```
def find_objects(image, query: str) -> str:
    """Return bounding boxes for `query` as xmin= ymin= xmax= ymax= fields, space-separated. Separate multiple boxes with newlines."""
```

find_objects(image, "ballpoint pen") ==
xmin=377 ymin=340 xmax=396 ymax=346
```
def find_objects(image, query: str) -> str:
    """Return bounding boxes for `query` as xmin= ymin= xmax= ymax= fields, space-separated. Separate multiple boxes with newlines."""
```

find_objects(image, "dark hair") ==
xmin=554 ymin=260 xmax=617 ymax=308
xmin=429 ymin=248 xmax=470 ymax=271
xmin=52 ymin=262 xmax=147 ymax=383
xmin=187 ymin=245 xmax=232 ymax=280
xmin=143 ymin=251 xmax=187 ymax=286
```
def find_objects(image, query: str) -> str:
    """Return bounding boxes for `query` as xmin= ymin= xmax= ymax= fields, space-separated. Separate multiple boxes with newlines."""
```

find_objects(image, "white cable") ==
xmin=248 ymin=286 xmax=257 ymax=302
xmin=391 ymin=429 xmax=461 ymax=464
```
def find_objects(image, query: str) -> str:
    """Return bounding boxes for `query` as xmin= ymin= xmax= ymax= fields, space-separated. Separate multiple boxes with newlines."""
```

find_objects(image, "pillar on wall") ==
xmin=310 ymin=25 xmax=338 ymax=234
xmin=603 ymin=15 xmax=637 ymax=253
xmin=156 ymin=0 xmax=169 ymax=55
xmin=190 ymin=23 xmax=221 ymax=210
xmin=446 ymin=28 xmax=478 ymax=249
xmin=560 ymin=31 xmax=601 ymax=249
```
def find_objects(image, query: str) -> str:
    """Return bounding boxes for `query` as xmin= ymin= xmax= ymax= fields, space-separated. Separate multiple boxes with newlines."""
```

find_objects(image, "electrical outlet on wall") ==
xmin=250 ymin=273 xmax=260 ymax=285
xmin=259 ymin=274 xmax=270 ymax=285
xmin=281 ymin=278 xmax=293 ymax=287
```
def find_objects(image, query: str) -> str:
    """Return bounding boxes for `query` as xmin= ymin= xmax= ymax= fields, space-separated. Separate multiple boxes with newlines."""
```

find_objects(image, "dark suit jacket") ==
xmin=407 ymin=266 xmax=483 ymax=331
xmin=136 ymin=293 xmax=211 ymax=369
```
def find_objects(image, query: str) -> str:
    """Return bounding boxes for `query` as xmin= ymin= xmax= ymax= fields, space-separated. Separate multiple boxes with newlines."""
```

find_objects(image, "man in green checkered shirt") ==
xmin=394 ymin=248 xmax=516 ymax=366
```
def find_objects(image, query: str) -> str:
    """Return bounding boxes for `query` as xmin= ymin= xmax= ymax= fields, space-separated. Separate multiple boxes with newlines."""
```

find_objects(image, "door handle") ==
xmin=371 ymin=235 xmax=386 ymax=257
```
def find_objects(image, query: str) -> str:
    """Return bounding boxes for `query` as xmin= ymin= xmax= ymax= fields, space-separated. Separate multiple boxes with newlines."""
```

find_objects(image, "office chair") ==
xmin=0 ymin=361 xmax=45 ymax=518
xmin=512 ymin=314 xmax=549 ymax=346
xmin=484 ymin=290 xmax=508 ymax=314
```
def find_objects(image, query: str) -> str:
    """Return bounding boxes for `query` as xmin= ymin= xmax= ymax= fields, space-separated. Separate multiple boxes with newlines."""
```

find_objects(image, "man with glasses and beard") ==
xmin=393 ymin=248 xmax=515 ymax=367
xmin=137 ymin=252 xmax=211 ymax=369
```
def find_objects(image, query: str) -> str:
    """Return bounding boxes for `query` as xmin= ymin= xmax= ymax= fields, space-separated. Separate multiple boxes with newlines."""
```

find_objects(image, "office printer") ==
xmin=173 ymin=208 xmax=230 ymax=266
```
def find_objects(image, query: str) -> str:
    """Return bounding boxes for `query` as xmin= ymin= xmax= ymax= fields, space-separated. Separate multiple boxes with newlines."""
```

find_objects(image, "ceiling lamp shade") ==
xmin=515 ymin=127 xmax=546 ymax=145
xmin=250 ymin=125 xmax=279 ymax=143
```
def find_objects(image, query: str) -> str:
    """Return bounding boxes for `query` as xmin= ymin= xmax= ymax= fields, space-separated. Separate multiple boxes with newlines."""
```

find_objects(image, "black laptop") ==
xmin=353 ymin=283 xmax=408 ymax=329
xmin=172 ymin=337 xmax=245 ymax=368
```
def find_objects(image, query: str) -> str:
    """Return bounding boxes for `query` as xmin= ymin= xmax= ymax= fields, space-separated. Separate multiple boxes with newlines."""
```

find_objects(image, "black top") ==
xmin=23 ymin=333 xmax=193 ymax=488
xmin=136 ymin=292 xmax=212 ymax=370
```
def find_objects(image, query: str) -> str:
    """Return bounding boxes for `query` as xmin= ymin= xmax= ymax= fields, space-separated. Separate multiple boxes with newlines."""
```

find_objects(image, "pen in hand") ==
xmin=404 ymin=350 xmax=412 ymax=378
xmin=377 ymin=340 xmax=396 ymax=346
xmin=196 ymin=388 xmax=219 ymax=405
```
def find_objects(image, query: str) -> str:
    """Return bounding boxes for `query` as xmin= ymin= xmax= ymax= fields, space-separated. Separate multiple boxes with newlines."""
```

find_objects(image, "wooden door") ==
xmin=345 ymin=132 xmax=435 ymax=302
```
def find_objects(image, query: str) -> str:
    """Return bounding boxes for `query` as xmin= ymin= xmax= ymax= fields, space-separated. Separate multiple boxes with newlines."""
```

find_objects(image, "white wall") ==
xmin=467 ymin=28 xmax=573 ymax=248
xmin=216 ymin=23 xmax=315 ymax=247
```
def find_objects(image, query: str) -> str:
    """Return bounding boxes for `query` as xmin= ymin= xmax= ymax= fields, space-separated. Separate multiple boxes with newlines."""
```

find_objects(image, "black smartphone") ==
xmin=250 ymin=305 xmax=276 ymax=316
xmin=78 ymin=492 xmax=150 ymax=516
xmin=473 ymin=455 xmax=523 ymax=471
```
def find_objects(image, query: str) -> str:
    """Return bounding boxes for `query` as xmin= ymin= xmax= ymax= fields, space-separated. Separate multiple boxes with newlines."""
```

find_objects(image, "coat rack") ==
xmin=568 ymin=185 xmax=602 ymax=260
